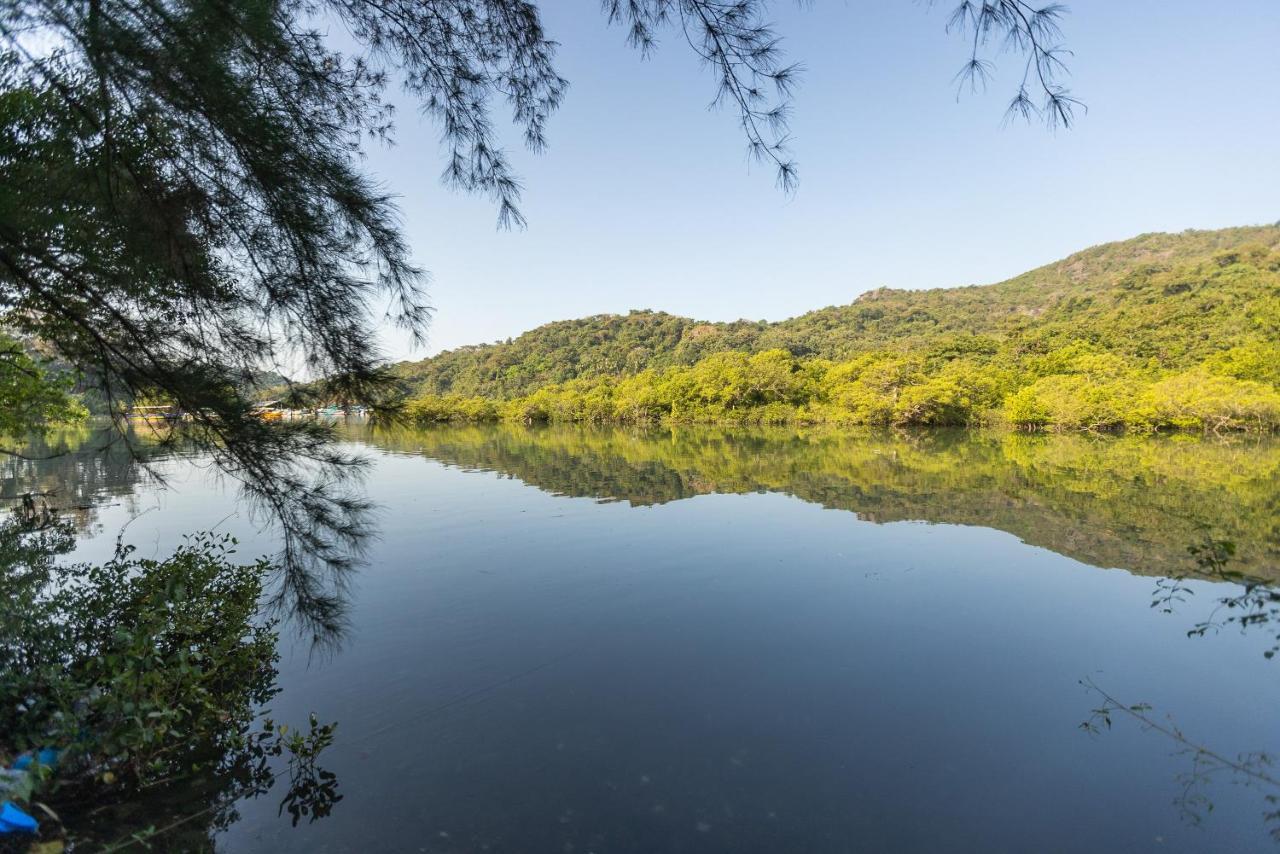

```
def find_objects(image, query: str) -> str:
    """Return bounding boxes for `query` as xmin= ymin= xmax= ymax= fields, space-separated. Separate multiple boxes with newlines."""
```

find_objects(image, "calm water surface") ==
xmin=19 ymin=424 xmax=1280 ymax=852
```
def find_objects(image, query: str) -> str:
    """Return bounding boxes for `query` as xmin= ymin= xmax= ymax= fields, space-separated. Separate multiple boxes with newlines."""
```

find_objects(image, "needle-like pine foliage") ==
xmin=939 ymin=0 xmax=1082 ymax=127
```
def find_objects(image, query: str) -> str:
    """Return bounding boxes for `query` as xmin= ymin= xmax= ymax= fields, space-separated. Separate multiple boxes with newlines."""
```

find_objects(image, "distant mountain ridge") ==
xmin=390 ymin=225 xmax=1280 ymax=399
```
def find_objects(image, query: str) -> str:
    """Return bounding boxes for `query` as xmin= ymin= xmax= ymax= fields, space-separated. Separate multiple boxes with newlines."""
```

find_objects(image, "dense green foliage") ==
xmin=0 ymin=336 xmax=86 ymax=436
xmin=405 ymin=343 xmax=1280 ymax=432
xmin=0 ymin=511 xmax=339 ymax=847
xmin=354 ymin=422 xmax=1280 ymax=581
xmin=3 ymin=525 xmax=275 ymax=780
xmin=399 ymin=227 xmax=1280 ymax=432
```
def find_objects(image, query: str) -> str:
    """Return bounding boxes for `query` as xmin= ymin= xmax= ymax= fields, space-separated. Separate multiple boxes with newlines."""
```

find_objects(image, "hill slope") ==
xmin=392 ymin=225 xmax=1280 ymax=400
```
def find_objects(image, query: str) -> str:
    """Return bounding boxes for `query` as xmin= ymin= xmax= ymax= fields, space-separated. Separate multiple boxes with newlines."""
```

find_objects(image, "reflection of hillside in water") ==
xmin=0 ymin=426 xmax=166 ymax=535
xmin=6 ymin=422 xmax=1277 ymax=581
xmin=351 ymin=423 xmax=1280 ymax=581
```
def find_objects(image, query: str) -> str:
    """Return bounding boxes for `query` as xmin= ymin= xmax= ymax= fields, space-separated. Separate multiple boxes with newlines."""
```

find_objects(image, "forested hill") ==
xmin=392 ymin=225 xmax=1280 ymax=399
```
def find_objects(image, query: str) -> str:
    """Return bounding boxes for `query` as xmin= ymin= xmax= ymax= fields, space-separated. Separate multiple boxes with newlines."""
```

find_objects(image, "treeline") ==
xmin=392 ymin=226 xmax=1280 ymax=400
xmin=403 ymin=342 xmax=1280 ymax=432
xmin=393 ymin=226 xmax=1280 ymax=433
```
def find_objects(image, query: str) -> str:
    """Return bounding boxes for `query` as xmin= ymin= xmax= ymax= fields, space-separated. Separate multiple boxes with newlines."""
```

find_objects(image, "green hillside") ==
xmin=395 ymin=225 xmax=1280 ymax=399
xmin=393 ymin=225 xmax=1280 ymax=432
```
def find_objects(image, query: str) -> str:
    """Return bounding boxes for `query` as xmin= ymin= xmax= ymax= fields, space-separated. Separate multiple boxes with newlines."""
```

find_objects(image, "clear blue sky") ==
xmin=355 ymin=1 xmax=1280 ymax=360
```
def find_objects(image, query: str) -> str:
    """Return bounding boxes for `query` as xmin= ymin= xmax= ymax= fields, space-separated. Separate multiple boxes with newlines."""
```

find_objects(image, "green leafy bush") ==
xmin=3 ymin=524 xmax=278 ymax=784
xmin=0 ymin=337 xmax=87 ymax=436
xmin=1003 ymin=375 xmax=1139 ymax=431
xmin=1143 ymin=372 xmax=1280 ymax=432
xmin=0 ymin=509 xmax=340 ymax=845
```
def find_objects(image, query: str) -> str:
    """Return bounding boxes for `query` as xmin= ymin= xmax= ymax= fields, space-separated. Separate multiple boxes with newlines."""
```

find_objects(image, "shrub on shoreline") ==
xmin=0 ymin=510 xmax=339 ymax=847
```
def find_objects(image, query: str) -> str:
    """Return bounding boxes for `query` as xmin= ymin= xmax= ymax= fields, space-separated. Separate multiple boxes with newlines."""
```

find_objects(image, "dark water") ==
xmin=25 ymin=424 xmax=1280 ymax=852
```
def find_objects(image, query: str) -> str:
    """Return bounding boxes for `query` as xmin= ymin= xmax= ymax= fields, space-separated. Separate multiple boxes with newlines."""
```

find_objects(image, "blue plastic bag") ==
xmin=11 ymin=747 xmax=58 ymax=772
xmin=0 ymin=801 xmax=38 ymax=834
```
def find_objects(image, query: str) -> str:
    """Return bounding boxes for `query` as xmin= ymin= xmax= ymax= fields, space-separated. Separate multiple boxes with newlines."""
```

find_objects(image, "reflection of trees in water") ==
xmin=61 ymin=713 xmax=341 ymax=850
xmin=0 ymin=425 xmax=160 ymax=535
xmin=0 ymin=428 xmax=348 ymax=853
xmin=27 ymin=421 xmax=1276 ymax=586
xmin=3 ymin=427 xmax=351 ymax=644
xmin=1079 ymin=535 xmax=1280 ymax=845
xmin=351 ymin=424 xmax=1280 ymax=842
xmin=351 ymin=423 xmax=1280 ymax=581
xmin=1156 ymin=537 xmax=1280 ymax=658
xmin=17 ymin=422 xmax=1279 ymax=845
xmin=1081 ymin=676 xmax=1280 ymax=844
xmin=52 ymin=720 xmax=337 ymax=850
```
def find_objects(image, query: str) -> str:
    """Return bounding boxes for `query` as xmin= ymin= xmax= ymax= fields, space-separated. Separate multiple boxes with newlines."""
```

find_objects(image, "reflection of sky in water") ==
xmin=39 ymin=429 xmax=1280 ymax=852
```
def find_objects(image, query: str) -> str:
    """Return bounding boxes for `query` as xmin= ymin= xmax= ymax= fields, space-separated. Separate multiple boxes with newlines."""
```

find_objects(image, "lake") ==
xmin=13 ymin=424 xmax=1280 ymax=852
